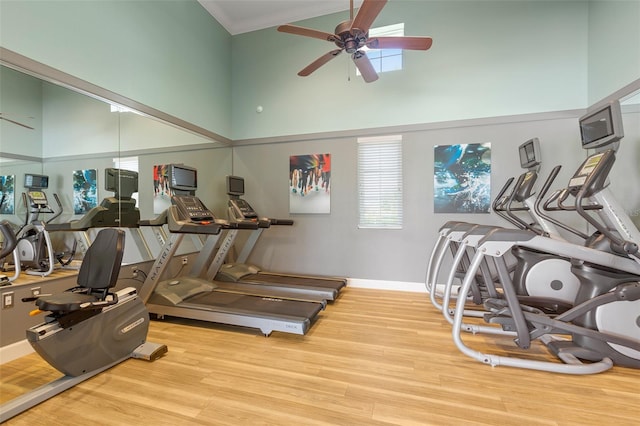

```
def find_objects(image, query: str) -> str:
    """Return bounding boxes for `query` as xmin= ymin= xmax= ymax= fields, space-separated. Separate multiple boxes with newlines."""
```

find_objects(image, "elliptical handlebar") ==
xmin=45 ymin=193 xmax=64 ymax=225
xmin=504 ymin=173 xmax=542 ymax=234
xmin=536 ymin=166 xmax=590 ymax=240
xmin=492 ymin=177 xmax=522 ymax=227
xmin=573 ymin=150 xmax=639 ymax=258
xmin=0 ymin=221 xmax=18 ymax=258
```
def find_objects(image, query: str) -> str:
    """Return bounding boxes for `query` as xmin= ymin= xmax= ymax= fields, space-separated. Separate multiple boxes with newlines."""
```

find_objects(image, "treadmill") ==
xmin=213 ymin=175 xmax=346 ymax=302
xmin=138 ymin=165 xmax=324 ymax=336
xmin=46 ymin=168 xmax=151 ymax=260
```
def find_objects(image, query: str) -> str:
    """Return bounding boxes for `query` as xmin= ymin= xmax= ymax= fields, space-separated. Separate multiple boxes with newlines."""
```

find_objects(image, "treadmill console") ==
xmin=172 ymin=195 xmax=214 ymax=222
xmin=229 ymin=198 xmax=258 ymax=220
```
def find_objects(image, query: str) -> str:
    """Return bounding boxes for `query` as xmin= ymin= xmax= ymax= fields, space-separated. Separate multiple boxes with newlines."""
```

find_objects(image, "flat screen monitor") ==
xmin=226 ymin=175 xmax=245 ymax=196
xmin=24 ymin=173 xmax=49 ymax=189
xmin=579 ymin=101 xmax=623 ymax=149
xmin=104 ymin=168 xmax=138 ymax=198
xmin=518 ymin=138 xmax=541 ymax=169
xmin=168 ymin=164 xmax=197 ymax=192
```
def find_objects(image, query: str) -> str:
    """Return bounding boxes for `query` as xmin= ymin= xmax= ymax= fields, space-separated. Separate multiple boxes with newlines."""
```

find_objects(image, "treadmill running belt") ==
xmin=184 ymin=291 xmax=323 ymax=320
xmin=245 ymin=273 xmax=345 ymax=290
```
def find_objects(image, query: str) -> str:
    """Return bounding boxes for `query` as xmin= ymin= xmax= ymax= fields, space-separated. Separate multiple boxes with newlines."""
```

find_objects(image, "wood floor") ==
xmin=1 ymin=287 xmax=639 ymax=425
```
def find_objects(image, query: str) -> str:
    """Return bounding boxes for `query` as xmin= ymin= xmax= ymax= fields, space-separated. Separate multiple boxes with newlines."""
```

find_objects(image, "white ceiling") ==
xmin=198 ymin=0 xmax=364 ymax=35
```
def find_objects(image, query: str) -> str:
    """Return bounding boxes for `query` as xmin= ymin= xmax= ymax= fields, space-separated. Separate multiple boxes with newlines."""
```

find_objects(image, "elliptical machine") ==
xmin=14 ymin=174 xmax=62 ymax=277
xmin=0 ymin=220 xmax=19 ymax=285
xmin=450 ymin=100 xmax=640 ymax=374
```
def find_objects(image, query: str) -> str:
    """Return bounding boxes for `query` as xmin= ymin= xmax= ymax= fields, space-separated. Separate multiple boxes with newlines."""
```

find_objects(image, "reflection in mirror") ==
xmin=1 ymin=59 xmax=233 ymax=265
xmin=0 ymin=158 xmax=43 ymax=224
xmin=615 ymin=85 xmax=640 ymax=228
xmin=620 ymin=88 xmax=640 ymax=109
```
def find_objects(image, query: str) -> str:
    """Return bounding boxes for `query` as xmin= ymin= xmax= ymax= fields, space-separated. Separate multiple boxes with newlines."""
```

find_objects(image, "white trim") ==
xmin=347 ymin=278 xmax=426 ymax=293
xmin=0 ymin=340 xmax=34 ymax=365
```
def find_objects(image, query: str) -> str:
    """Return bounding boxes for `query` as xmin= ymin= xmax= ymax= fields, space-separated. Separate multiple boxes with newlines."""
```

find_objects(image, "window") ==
xmin=359 ymin=23 xmax=404 ymax=75
xmin=357 ymin=135 xmax=403 ymax=229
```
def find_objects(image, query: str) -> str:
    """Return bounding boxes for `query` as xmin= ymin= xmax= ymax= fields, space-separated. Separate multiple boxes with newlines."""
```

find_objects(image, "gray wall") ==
xmin=228 ymin=109 xmax=640 ymax=285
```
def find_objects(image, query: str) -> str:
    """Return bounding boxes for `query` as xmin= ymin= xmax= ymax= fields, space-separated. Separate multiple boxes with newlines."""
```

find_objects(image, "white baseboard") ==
xmin=347 ymin=278 xmax=427 ymax=293
xmin=0 ymin=339 xmax=34 ymax=365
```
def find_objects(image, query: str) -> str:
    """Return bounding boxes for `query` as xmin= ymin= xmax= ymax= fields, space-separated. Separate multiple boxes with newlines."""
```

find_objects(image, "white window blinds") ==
xmin=357 ymin=135 xmax=403 ymax=229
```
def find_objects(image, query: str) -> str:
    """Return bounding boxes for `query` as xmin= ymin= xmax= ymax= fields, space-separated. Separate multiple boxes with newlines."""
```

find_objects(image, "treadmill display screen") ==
xmin=169 ymin=164 xmax=197 ymax=192
xmin=24 ymin=174 xmax=49 ymax=189
xmin=226 ymin=175 xmax=245 ymax=196
xmin=579 ymin=101 xmax=623 ymax=149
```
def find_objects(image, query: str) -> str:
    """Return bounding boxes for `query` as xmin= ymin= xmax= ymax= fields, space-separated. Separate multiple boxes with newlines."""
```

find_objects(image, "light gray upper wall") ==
xmin=0 ymin=67 xmax=43 ymax=157
xmin=231 ymin=1 xmax=589 ymax=140
xmin=0 ymin=0 xmax=233 ymax=139
xmin=587 ymin=1 xmax=640 ymax=104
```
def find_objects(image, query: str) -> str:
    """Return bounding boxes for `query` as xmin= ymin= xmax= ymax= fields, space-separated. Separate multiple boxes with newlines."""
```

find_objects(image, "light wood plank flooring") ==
xmin=1 ymin=287 xmax=639 ymax=425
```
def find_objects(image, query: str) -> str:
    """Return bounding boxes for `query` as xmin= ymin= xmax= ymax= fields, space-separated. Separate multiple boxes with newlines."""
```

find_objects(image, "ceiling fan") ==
xmin=277 ymin=0 xmax=433 ymax=83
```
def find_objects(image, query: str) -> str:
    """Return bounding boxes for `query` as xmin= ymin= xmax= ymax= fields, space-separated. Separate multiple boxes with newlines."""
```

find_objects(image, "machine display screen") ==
xmin=169 ymin=164 xmax=197 ymax=191
xmin=518 ymin=138 xmax=540 ymax=169
xmin=104 ymin=168 xmax=138 ymax=196
xmin=24 ymin=174 xmax=49 ymax=189
xmin=226 ymin=175 xmax=245 ymax=196
xmin=579 ymin=101 xmax=622 ymax=149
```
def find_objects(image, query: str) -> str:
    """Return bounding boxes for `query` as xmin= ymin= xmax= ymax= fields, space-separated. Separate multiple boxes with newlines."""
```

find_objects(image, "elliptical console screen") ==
xmin=24 ymin=174 xmax=49 ymax=189
xmin=579 ymin=101 xmax=623 ymax=149
xmin=104 ymin=168 xmax=138 ymax=198
xmin=518 ymin=138 xmax=541 ymax=169
xmin=568 ymin=152 xmax=604 ymax=190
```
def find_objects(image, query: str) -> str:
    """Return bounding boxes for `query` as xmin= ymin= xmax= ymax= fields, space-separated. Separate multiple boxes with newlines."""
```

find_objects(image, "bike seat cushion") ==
xmin=35 ymin=292 xmax=98 ymax=313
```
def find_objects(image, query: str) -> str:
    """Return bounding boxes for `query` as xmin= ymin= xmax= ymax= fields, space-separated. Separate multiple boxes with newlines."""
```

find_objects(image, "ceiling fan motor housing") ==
xmin=334 ymin=20 xmax=367 ymax=53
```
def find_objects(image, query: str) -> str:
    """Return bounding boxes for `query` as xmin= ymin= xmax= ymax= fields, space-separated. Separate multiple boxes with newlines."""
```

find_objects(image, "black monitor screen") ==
xmin=104 ymin=168 xmax=138 ymax=198
xmin=579 ymin=101 xmax=623 ymax=149
xmin=24 ymin=174 xmax=49 ymax=189
xmin=226 ymin=175 xmax=245 ymax=196
xmin=169 ymin=164 xmax=197 ymax=191
xmin=518 ymin=138 xmax=541 ymax=169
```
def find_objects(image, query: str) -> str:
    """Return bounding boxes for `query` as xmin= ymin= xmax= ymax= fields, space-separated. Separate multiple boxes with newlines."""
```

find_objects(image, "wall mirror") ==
xmin=1 ymin=50 xmax=231 ymax=263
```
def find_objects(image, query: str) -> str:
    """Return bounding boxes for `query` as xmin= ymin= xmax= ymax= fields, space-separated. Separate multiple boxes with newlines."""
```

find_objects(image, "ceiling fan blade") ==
xmin=367 ymin=36 xmax=433 ymax=50
xmin=352 ymin=51 xmax=378 ymax=83
xmin=278 ymin=24 xmax=339 ymax=43
xmin=351 ymin=0 xmax=388 ymax=33
xmin=298 ymin=49 xmax=343 ymax=77
xmin=0 ymin=116 xmax=34 ymax=130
